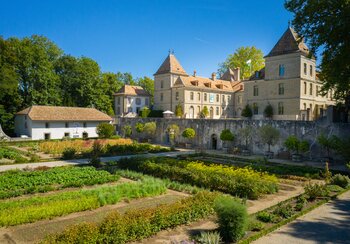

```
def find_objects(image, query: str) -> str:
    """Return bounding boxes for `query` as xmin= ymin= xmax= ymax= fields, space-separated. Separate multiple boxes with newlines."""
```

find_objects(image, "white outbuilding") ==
xmin=14 ymin=105 xmax=113 ymax=140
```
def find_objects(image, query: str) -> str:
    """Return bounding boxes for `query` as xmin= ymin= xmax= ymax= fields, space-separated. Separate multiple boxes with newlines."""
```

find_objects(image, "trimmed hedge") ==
xmin=42 ymin=191 xmax=220 ymax=243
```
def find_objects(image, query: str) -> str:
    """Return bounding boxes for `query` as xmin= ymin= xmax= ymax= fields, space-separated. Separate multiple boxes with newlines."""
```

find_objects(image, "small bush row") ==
xmin=0 ymin=166 xmax=120 ymax=199
xmin=0 ymin=178 xmax=166 ymax=226
xmin=42 ymin=191 xmax=220 ymax=243
xmin=117 ymin=157 xmax=278 ymax=199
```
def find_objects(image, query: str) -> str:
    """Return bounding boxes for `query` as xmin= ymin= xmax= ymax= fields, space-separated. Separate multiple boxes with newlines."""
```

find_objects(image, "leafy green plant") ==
xmin=256 ymin=211 xmax=278 ymax=223
xmin=200 ymin=106 xmax=209 ymax=118
xmin=284 ymin=135 xmax=309 ymax=154
xmin=214 ymin=195 xmax=248 ymax=242
xmin=273 ymin=203 xmax=294 ymax=219
xmin=182 ymin=128 xmax=196 ymax=140
xmin=196 ymin=231 xmax=222 ymax=244
xmin=140 ymin=106 xmax=150 ymax=118
xmin=122 ymin=125 xmax=132 ymax=138
xmin=330 ymin=174 xmax=350 ymax=188
xmin=90 ymin=141 xmax=103 ymax=167
xmin=62 ymin=147 xmax=76 ymax=159
xmin=143 ymin=122 xmax=156 ymax=140
xmin=175 ymin=104 xmax=183 ymax=117
xmin=135 ymin=122 xmax=144 ymax=133
xmin=295 ymin=195 xmax=307 ymax=211
xmin=304 ymin=183 xmax=329 ymax=201
xmin=247 ymin=218 xmax=265 ymax=232
xmin=96 ymin=123 xmax=115 ymax=139
xmin=239 ymin=126 xmax=253 ymax=150
xmin=220 ymin=129 xmax=234 ymax=147
xmin=264 ymin=104 xmax=273 ymax=118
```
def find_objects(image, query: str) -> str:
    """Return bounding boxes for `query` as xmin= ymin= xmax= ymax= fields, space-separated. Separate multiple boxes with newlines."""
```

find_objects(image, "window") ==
xmin=197 ymin=106 xmax=200 ymax=115
xmin=82 ymin=132 xmax=88 ymax=139
xmin=128 ymin=107 xmax=133 ymax=113
xmin=197 ymin=92 xmax=200 ymax=101
xmin=303 ymin=103 xmax=306 ymax=110
xmin=45 ymin=122 xmax=49 ymax=128
xmin=117 ymin=97 xmax=120 ymax=105
xmin=216 ymin=107 xmax=219 ymax=115
xmin=253 ymin=85 xmax=258 ymax=96
xmin=204 ymin=93 xmax=207 ymax=101
xmin=278 ymin=83 xmax=284 ymax=95
xmin=128 ymin=97 xmax=132 ymax=104
xmin=304 ymin=63 xmax=307 ymax=75
xmin=216 ymin=94 xmax=219 ymax=102
xmin=65 ymin=122 xmax=69 ymax=128
xmin=160 ymin=93 xmax=163 ymax=101
xmin=44 ymin=133 xmax=50 ymax=140
xmin=310 ymin=84 xmax=313 ymax=95
xmin=83 ymin=122 xmax=87 ymax=128
xmin=145 ymin=98 xmax=149 ymax=106
xmin=279 ymin=64 xmax=285 ymax=76
xmin=304 ymin=82 xmax=307 ymax=94
xmin=222 ymin=95 xmax=225 ymax=103
xmin=160 ymin=80 xmax=164 ymax=88
xmin=278 ymin=102 xmax=284 ymax=115
xmin=175 ymin=92 xmax=179 ymax=100
xmin=136 ymin=98 xmax=141 ymax=105
xmin=253 ymin=103 xmax=258 ymax=115
xmin=238 ymin=95 xmax=242 ymax=104
xmin=310 ymin=65 xmax=313 ymax=76
xmin=64 ymin=132 xmax=70 ymax=138
xmin=316 ymin=86 xmax=319 ymax=96
xmin=190 ymin=92 xmax=194 ymax=100
xmin=136 ymin=107 xmax=140 ymax=113
xmin=117 ymin=107 xmax=121 ymax=114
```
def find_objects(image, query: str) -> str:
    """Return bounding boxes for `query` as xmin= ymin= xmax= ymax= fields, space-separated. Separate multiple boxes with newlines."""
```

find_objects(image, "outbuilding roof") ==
xmin=16 ymin=105 xmax=113 ymax=121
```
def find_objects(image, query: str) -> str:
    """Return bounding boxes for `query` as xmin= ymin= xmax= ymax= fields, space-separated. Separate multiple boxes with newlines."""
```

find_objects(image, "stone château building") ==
xmin=153 ymin=27 xmax=335 ymax=120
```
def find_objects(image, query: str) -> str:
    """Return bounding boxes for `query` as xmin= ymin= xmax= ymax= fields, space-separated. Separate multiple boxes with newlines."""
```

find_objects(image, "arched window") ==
xmin=190 ymin=92 xmax=194 ymax=100
xmin=210 ymin=107 xmax=214 ymax=118
xmin=189 ymin=106 xmax=194 ymax=118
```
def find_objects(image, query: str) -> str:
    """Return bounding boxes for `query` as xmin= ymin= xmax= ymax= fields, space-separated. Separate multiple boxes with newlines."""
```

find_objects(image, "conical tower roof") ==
xmin=154 ymin=54 xmax=188 ymax=76
xmin=266 ymin=27 xmax=310 ymax=57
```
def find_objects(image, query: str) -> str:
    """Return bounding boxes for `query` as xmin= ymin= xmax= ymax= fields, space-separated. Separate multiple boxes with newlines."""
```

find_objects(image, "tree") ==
xmin=220 ymin=129 xmax=235 ymax=148
xmin=135 ymin=122 xmax=144 ymax=133
xmin=317 ymin=133 xmax=339 ymax=158
xmin=241 ymin=104 xmax=253 ymax=118
xmin=200 ymin=106 xmax=209 ymax=118
xmin=239 ymin=126 xmax=253 ymax=150
xmin=143 ymin=122 xmax=156 ymax=140
xmin=137 ymin=76 xmax=154 ymax=104
xmin=167 ymin=124 xmax=180 ymax=144
xmin=264 ymin=104 xmax=273 ymax=119
xmin=218 ymin=46 xmax=265 ymax=79
xmin=122 ymin=125 xmax=132 ymax=138
xmin=182 ymin=128 xmax=196 ymax=141
xmin=140 ymin=107 xmax=150 ymax=118
xmin=285 ymin=0 xmax=350 ymax=110
xmin=284 ymin=135 xmax=309 ymax=154
xmin=96 ymin=123 xmax=115 ymax=138
xmin=175 ymin=104 xmax=183 ymax=117
xmin=259 ymin=125 xmax=280 ymax=152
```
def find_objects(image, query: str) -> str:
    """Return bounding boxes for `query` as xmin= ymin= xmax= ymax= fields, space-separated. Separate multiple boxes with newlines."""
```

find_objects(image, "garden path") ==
xmin=252 ymin=189 xmax=350 ymax=244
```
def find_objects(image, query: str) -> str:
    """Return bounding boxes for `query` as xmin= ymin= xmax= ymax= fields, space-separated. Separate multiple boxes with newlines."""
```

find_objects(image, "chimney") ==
xmin=211 ymin=72 xmax=216 ymax=81
xmin=234 ymin=67 xmax=241 ymax=81
xmin=193 ymin=70 xmax=197 ymax=77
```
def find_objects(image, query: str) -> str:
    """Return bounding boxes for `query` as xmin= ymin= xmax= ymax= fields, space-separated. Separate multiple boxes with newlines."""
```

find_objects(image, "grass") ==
xmin=0 ymin=177 xmax=166 ymax=227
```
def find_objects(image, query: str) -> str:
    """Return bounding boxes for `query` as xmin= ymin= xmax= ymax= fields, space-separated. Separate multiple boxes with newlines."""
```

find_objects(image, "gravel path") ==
xmin=253 ymin=190 xmax=350 ymax=244
xmin=0 ymin=149 xmax=194 ymax=172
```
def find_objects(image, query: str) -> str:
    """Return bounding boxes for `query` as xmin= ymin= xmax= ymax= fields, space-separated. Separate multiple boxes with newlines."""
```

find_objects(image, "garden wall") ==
xmin=116 ymin=117 xmax=350 ymax=160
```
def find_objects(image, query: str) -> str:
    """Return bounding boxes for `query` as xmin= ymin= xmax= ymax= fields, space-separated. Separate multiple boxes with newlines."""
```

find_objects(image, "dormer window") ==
xmin=191 ymin=81 xmax=199 ymax=86
xmin=279 ymin=64 xmax=285 ymax=77
xmin=204 ymin=82 xmax=211 ymax=88
xmin=216 ymin=84 xmax=223 ymax=89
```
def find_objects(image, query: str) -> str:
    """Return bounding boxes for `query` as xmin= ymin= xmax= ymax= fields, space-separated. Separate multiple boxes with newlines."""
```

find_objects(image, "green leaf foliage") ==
xmin=182 ymin=128 xmax=196 ymax=139
xmin=241 ymin=104 xmax=253 ymax=118
xmin=96 ymin=123 xmax=115 ymax=139
xmin=220 ymin=129 xmax=234 ymax=142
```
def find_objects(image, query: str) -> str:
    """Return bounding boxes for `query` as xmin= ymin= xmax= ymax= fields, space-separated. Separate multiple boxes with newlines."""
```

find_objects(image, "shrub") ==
xmin=62 ymin=147 xmax=76 ymax=159
xmin=241 ymin=104 xmax=253 ymax=118
xmin=257 ymin=211 xmax=277 ymax=223
xmin=96 ymin=123 xmax=115 ymax=139
xmin=220 ymin=129 xmax=234 ymax=142
xmin=214 ymin=196 xmax=248 ymax=242
xmin=259 ymin=125 xmax=280 ymax=152
xmin=272 ymin=203 xmax=294 ymax=219
xmin=326 ymin=184 xmax=345 ymax=192
xmin=239 ymin=126 xmax=253 ymax=149
xmin=304 ymin=183 xmax=329 ymax=201
xmin=196 ymin=231 xmax=222 ymax=244
xmin=317 ymin=133 xmax=339 ymax=158
xmin=182 ymin=128 xmax=196 ymax=139
xmin=200 ymin=106 xmax=209 ymax=118
xmin=143 ymin=122 xmax=157 ymax=139
xmin=284 ymin=135 xmax=309 ymax=154
xmin=122 ymin=125 xmax=132 ymax=138
xmin=140 ymin=107 xmax=151 ymax=118
xmin=264 ymin=104 xmax=273 ymax=118
xmin=247 ymin=218 xmax=265 ymax=232
xmin=90 ymin=141 xmax=103 ymax=167
xmin=135 ymin=123 xmax=144 ymax=133
xmin=295 ymin=195 xmax=307 ymax=211
xmin=175 ymin=104 xmax=183 ymax=117
xmin=330 ymin=174 xmax=350 ymax=188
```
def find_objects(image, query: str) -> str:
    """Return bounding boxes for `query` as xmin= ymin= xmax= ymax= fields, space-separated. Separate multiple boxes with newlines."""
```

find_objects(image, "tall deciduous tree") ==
xmin=218 ymin=46 xmax=265 ymax=79
xmin=137 ymin=76 xmax=154 ymax=104
xmin=285 ymin=0 xmax=350 ymax=108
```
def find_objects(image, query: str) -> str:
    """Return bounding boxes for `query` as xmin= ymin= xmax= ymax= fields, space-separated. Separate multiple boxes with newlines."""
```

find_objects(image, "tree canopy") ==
xmin=285 ymin=0 xmax=350 ymax=107
xmin=218 ymin=46 xmax=265 ymax=79
xmin=0 ymin=35 xmax=154 ymax=135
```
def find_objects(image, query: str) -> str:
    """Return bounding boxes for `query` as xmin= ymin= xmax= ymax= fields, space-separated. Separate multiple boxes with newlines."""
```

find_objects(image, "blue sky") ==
xmin=1 ymin=0 xmax=296 ymax=78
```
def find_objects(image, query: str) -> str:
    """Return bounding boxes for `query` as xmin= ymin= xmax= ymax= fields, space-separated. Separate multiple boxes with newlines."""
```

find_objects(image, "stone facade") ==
xmin=117 ymin=117 xmax=350 ymax=160
xmin=153 ymin=28 xmax=335 ymax=121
